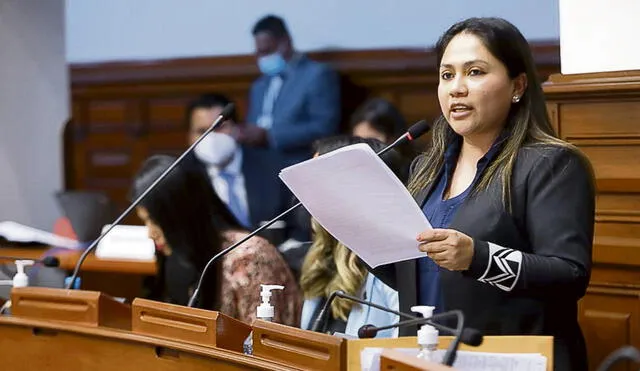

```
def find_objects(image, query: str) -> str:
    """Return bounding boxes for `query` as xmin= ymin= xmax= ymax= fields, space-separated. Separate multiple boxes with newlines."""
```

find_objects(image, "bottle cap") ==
xmin=411 ymin=305 xmax=439 ymax=346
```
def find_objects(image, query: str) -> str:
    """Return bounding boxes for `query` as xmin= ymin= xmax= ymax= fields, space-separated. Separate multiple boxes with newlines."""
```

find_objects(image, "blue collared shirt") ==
xmin=417 ymin=133 xmax=507 ymax=311
xmin=300 ymin=273 xmax=399 ymax=338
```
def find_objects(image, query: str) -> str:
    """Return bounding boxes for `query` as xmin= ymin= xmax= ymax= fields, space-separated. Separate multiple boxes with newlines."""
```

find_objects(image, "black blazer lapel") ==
xmin=396 ymin=259 xmax=418 ymax=333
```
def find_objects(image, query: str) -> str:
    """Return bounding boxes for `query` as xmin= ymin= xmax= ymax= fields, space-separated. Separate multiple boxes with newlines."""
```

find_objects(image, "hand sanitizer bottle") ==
xmin=13 ymin=260 xmax=35 ymax=288
xmin=243 ymin=284 xmax=284 ymax=355
xmin=411 ymin=305 xmax=439 ymax=362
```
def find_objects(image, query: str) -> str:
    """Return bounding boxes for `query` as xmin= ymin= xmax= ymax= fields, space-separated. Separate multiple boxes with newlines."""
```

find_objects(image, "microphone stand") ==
xmin=356 ymin=310 xmax=475 ymax=366
xmin=187 ymin=120 xmax=431 ymax=307
xmin=310 ymin=289 xmax=459 ymax=336
xmin=65 ymin=104 xmax=236 ymax=290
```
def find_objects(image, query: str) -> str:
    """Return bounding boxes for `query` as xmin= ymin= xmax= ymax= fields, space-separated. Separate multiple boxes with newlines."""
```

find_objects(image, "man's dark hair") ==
xmin=185 ymin=93 xmax=237 ymax=125
xmin=252 ymin=14 xmax=290 ymax=39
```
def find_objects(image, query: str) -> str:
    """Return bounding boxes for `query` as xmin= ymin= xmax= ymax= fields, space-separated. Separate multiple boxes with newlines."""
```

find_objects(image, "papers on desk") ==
xmin=361 ymin=348 xmax=547 ymax=371
xmin=96 ymin=225 xmax=155 ymax=261
xmin=0 ymin=221 xmax=80 ymax=249
xmin=279 ymin=143 xmax=431 ymax=268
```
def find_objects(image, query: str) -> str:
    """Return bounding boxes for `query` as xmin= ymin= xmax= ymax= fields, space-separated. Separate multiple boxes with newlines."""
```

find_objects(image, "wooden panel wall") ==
xmin=67 ymin=42 xmax=560 ymax=213
xmin=543 ymin=71 xmax=640 ymax=371
xmin=67 ymin=42 xmax=639 ymax=369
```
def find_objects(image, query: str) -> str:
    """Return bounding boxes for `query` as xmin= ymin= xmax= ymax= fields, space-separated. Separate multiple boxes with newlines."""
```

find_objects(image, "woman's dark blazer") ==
xmin=373 ymin=144 xmax=595 ymax=371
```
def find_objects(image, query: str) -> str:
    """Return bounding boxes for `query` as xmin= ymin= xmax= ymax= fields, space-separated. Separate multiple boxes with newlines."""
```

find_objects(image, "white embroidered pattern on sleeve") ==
xmin=477 ymin=242 xmax=522 ymax=291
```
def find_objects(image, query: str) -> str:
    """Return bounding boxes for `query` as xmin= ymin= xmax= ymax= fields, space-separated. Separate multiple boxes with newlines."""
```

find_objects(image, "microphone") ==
xmin=596 ymin=345 xmax=640 ymax=371
xmin=358 ymin=316 xmax=483 ymax=345
xmin=0 ymin=256 xmax=59 ymax=267
xmin=186 ymin=119 xmax=432 ymax=307
xmin=358 ymin=312 xmax=483 ymax=366
xmin=65 ymin=104 xmax=236 ymax=289
xmin=309 ymin=289 xmax=459 ymax=336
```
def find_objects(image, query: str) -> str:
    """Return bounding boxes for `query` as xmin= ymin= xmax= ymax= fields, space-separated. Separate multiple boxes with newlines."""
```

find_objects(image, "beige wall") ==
xmin=65 ymin=0 xmax=560 ymax=63
xmin=0 ymin=0 xmax=69 ymax=230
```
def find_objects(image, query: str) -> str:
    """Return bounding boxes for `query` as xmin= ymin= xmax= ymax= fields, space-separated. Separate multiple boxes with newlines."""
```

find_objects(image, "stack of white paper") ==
xmin=96 ymin=225 xmax=156 ymax=261
xmin=0 ymin=221 xmax=79 ymax=249
xmin=279 ymin=143 xmax=431 ymax=268
xmin=361 ymin=347 xmax=547 ymax=371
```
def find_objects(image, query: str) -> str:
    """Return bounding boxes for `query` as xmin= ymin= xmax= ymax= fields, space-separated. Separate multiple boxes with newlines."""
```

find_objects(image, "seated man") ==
xmin=185 ymin=94 xmax=313 ymax=276
xmin=185 ymin=93 xmax=287 ymax=235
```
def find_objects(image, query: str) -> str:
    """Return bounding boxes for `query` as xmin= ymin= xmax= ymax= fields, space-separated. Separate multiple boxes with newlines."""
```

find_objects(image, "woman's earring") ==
xmin=512 ymin=95 xmax=521 ymax=103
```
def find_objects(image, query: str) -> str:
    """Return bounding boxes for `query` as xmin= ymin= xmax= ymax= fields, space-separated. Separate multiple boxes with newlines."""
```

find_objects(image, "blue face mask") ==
xmin=257 ymin=52 xmax=287 ymax=76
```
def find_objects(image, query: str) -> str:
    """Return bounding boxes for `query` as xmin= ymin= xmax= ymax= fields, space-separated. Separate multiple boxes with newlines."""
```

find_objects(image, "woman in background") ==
xmin=131 ymin=155 xmax=302 ymax=326
xmin=349 ymin=98 xmax=407 ymax=143
xmin=300 ymin=136 xmax=408 ymax=337
xmin=350 ymin=97 xmax=417 ymax=164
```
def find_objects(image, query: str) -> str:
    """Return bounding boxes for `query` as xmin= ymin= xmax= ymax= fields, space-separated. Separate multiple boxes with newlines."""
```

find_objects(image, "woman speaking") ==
xmin=373 ymin=17 xmax=595 ymax=371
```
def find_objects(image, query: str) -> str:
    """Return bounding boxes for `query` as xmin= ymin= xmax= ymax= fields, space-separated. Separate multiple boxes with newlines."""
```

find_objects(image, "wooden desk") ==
xmin=346 ymin=336 xmax=554 ymax=371
xmin=0 ymin=316 xmax=295 ymax=371
xmin=0 ymin=245 xmax=156 ymax=302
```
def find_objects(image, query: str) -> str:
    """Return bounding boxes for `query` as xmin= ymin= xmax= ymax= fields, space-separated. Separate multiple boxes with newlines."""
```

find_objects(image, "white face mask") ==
xmin=194 ymin=132 xmax=237 ymax=167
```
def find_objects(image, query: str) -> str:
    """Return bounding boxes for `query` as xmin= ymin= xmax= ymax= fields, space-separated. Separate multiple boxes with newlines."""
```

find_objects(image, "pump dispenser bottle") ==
xmin=13 ymin=260 xmax=35 ymax=288
xmin=243 ymin=284 xmax=284 ymax=355
xmin=411 ymin=305 xmax=439 ymax=362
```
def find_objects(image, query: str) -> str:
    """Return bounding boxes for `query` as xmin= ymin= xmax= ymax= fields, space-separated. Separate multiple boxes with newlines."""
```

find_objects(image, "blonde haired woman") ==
xmin=299 ymin=136 xmax=408 ymax=337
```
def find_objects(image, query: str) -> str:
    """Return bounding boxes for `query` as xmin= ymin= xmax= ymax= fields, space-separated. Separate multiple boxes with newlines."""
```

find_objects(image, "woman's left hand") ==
xmin=417 ymin=229 xmax=475 ymax=271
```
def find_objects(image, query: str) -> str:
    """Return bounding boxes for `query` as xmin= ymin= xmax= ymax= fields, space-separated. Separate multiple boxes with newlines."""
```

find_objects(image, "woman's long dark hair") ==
xmin=349 ymin=98 xmax=407 ymax=141
xmin=130 ymin=155 xmax=242 ymax=309
xmin=408 ymin=17 xmax=576 ymax=210
xmin=349 ymin=98 xmax=417 ymax=160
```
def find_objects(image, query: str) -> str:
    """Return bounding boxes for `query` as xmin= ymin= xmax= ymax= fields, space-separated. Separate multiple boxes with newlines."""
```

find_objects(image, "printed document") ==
xmin=279 ymin=143 xmax=431 ymax=268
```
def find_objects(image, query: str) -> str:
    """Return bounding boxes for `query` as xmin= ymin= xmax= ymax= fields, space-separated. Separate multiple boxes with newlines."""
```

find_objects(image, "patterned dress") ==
xmin=219 ymin=230 xmax=302 ymax=327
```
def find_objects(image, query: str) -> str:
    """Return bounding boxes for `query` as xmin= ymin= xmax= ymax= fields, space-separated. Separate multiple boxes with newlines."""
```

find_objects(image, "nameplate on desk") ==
xmin=131 ymin=298 xmax=250 ymax=352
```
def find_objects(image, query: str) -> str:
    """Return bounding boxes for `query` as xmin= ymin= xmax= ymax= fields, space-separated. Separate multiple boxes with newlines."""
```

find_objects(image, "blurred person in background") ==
xmin=300 ymin=136 xmax=409 ymax=337
xmin=131 ymin=155 xmax=302 ymax=326
xmin=240 ymin=14 xmax=341 ymax=170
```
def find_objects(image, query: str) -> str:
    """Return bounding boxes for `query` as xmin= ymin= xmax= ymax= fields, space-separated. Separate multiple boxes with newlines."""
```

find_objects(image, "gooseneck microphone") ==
xmin=596 ymin=345 xmax=640 ymax=371
xmin=187 ymin=120 xmax=432 ymax=307
xmin=309 ymin=289 xmax=459 ymax=336
xmin=0 ymin=256 xmax=60 ymax=268
xmin=65 ymin=104 xmax=236 ymax=290
xmin=358 ymin=311 xmax=483 ymax=366
xmin=357 ymin=314 xmax=483 ymax=345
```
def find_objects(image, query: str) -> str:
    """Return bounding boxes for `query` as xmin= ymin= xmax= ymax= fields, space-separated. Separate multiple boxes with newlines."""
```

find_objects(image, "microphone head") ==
xmin=460 ymin=328 xmax=483 ymax=347
xmin=219 ymin=103 xmax=235 ymax=120
xmin=358 ymin=324 xmax=378 ymax=339
xmin=41 ymin=256 xmax=60 ymax=268
xmin=407 ymin=120 xmax=431 ymax=141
